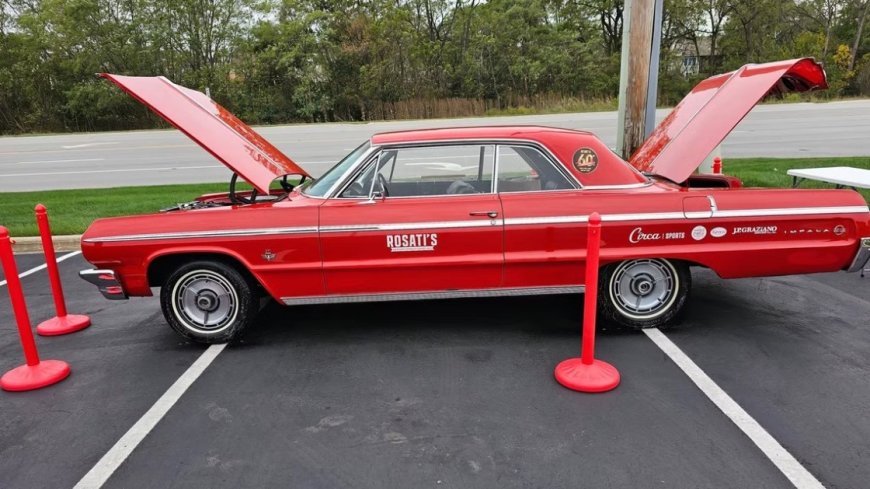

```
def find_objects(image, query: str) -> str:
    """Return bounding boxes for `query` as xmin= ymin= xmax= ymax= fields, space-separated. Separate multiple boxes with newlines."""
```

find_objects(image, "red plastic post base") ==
xmin=554 ymin=358 xmax=620 ymax=393
xmin=1 ymin=359 xmax=70 ymax=392
xmin=36 ymin=314 xmax=91 ymax=336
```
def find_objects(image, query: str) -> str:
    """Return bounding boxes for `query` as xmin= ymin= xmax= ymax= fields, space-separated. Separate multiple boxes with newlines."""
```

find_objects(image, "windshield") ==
xmin=302 ymin=141 xmax=371 ymax=197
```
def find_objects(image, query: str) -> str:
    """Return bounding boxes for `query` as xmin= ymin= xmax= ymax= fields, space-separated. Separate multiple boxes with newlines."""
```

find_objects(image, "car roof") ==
xmin=370 ymin=125 xmax=593 ymax=145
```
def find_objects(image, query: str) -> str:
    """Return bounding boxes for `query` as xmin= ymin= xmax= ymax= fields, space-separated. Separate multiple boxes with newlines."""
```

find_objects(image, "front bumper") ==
xmin=846 ymin=237 xmax=870 ymax=273
xmin=79 ymin=269 xmax=128 ymax=300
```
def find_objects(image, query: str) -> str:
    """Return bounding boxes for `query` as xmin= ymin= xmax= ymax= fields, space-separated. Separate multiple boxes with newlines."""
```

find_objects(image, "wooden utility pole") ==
xmin=616 ymin=0 xmax=664 ymax=160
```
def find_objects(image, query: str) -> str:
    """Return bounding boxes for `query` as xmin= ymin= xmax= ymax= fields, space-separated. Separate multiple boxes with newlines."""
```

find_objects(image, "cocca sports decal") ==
xmin=386 ymin=233 xmax=438 ymax=252
xmin=629 ymin=227 xmax=685 ymax=244
xmin=572 ymin=148 xmax=599 ymax=173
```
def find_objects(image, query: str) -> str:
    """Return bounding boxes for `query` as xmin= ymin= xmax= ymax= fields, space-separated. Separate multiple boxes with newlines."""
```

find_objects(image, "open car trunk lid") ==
xmin=629 ymin=58 xmax=828 ymax=184
xmin=101 ymin=74 xmax=310 ymax=194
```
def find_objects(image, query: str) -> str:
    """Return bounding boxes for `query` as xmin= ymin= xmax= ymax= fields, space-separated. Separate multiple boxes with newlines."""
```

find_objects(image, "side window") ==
xmin=341 ymin=144 xmax=494 ymax=198
xmin=496 ymin=145 xmax=574 ymax=193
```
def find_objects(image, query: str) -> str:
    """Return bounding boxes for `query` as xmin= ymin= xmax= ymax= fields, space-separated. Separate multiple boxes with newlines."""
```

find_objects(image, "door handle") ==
xmin=469 ymin=210 xmax=499 ymax=218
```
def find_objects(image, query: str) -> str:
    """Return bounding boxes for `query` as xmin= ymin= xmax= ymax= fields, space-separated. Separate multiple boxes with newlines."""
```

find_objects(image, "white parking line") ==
xmin=0 ymin=250 xmax=81 ymax=288
xmin=643 ymin=328 xmax=825 ymax=489
xmin=0 ymin=165 xmax=224 ymax=178
xmin=62 ymin=143 xmax=118 ymax=149
xmin=74 ymin=343 xmax=227 ymax=489
xmin=13 ymin=158 xmax=105 ymax=165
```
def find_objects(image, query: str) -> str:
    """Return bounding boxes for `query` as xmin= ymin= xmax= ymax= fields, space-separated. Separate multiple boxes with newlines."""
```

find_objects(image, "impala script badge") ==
xmin=387 ymin=233 xmax=438 ymax=252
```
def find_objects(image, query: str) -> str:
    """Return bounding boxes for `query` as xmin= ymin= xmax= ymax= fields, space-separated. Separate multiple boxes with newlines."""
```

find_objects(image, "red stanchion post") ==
xmin=34 ymin=204 xmax=90 ymax=336
xmin=713 ymin=156 xmax=722 ymax=175
xmin=554 ymin=212 xmax=620 ymax=393
xmin=0 ymin=226 xmax=71 ymax=391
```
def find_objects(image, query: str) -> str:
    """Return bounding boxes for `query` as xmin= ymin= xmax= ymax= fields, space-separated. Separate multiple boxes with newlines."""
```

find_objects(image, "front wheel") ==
xmin=598 ymin=258 xmax=690 ymax=329
xmin=160 ymin=261 xmax=259 ymax=343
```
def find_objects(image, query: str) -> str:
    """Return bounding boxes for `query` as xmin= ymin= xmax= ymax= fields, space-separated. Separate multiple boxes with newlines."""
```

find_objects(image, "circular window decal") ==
xmin=573 ymin=148 xmax=599 ymax=173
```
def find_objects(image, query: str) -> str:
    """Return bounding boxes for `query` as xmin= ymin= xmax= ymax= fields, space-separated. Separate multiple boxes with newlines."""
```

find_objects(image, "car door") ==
xmin=319 ymin=143 xmax=504 ymax=295
xmin=496 ymin=143 xmax=592 ymax=288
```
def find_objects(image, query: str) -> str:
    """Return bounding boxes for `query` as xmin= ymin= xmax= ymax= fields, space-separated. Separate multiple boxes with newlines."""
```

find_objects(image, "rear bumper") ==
xmin=846 ymin=237 xmax=870 ymax=273
xmin=79 ymin=269 xmax=128 ymax=300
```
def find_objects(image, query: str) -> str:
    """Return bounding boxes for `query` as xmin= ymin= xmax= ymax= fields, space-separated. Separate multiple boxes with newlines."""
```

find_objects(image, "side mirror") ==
xmin=360 ymin=190 xmax=384 ymax=205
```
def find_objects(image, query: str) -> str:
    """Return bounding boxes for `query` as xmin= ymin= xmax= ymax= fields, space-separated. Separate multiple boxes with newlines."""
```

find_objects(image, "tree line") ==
xmin=0 ymin=0 xmax=868 ymax=134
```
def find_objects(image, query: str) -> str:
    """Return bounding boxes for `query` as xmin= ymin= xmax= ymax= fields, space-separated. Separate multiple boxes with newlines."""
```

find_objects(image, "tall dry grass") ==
xmin=365 ymin=94 xmax=618 ymax=120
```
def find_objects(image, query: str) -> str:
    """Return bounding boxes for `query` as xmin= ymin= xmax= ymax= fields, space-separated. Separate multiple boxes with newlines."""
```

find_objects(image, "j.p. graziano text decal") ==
xmin=387 ymin=233 xmax=438 ymax=252
xmin=733 ymin=225 xmax=777 ymax=235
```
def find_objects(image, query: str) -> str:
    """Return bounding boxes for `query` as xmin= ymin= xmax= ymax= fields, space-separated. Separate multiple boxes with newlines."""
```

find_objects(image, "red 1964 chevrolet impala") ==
xmin=79 ymin=58 xmax=870 ymax=343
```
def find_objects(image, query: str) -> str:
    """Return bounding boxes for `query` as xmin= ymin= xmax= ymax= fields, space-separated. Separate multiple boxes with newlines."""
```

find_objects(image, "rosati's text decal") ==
xmin=572 ymin=148 xmax=599 ymax=173
xmin=629 ymin=227 xmax=685 ymax=244
xmin=711 ymin=227 xmax=727 ymax=238
xmin=387 ymin=233 xmax=438 ymax=252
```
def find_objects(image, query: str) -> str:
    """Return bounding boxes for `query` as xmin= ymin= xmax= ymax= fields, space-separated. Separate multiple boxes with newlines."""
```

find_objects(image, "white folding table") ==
xmin=788 ymin=166 xmax=870 ymax=190
xmin=787 ymin=166 xmax=870 ymax=276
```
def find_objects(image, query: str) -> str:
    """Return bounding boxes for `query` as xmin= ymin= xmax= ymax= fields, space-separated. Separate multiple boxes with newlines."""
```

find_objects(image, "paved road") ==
xmin=1 ymin=100 xmax=869 ymax=192
xmin=1 ymin=254 xmax=869 ymax=488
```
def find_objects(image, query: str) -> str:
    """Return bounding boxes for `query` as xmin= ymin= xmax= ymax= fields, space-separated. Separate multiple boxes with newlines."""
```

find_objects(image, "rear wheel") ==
xmin=160 ymin=261 xmax=258 ymax=343
xmin=599 ymin=258 xmax=690 ymax=329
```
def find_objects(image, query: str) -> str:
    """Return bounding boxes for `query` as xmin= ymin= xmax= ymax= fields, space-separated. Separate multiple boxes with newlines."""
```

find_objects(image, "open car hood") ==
xmin=102 ymin=74 xmax=309 ymax=194
xmin=629 ymin=58 xmax=828 ymax=183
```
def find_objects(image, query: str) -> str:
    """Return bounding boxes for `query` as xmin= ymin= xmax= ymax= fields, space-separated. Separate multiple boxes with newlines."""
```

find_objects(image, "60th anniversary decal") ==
xmin=572 ymin=148 xmax=599 ymax=173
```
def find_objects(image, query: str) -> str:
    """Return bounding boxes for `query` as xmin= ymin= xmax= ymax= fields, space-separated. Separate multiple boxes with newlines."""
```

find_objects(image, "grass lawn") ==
xmin=729 ymin=156 xmax=870 ymax=200
xmin=1 ymin=156 xmax=868 ymax=237
xmin=0 ymin=183 xmax=227 ymax=237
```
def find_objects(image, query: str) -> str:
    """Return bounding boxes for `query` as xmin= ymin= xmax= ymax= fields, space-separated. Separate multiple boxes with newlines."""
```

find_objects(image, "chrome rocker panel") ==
xmin=79 ymin=269 xmax=128 ymax=300
xmin=282 ymin=285 xmax=585 ymax=306
xmin=847 ymin=237 xmax=870 ymax=273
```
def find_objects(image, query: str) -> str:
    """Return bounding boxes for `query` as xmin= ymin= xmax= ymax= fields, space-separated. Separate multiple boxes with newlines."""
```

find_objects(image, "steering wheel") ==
xmin=376 ymin=173 xmax=390 ymax=197
xmin=229 ymin=173 xmax=259 ymax=205
xmin=344 ymin=181 xmax=366 ymax=197
xmin=280 ymin=175 xmax=304 ymax=192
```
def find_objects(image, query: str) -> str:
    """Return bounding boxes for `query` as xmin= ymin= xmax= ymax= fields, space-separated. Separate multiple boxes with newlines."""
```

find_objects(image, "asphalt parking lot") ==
xmin=1 ymin=253 xmax=869 ymax=489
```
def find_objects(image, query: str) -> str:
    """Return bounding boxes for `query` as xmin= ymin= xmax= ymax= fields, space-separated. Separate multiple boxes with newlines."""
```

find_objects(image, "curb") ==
xmin=11 ymin=235 xmax=82 ymax=254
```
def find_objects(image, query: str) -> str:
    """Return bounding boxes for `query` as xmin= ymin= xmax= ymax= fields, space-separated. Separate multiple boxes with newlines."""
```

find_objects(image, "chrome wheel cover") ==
xmin=171 ymin=270 xmax=238 ymax=334
xmin=609 ymin=259 xmax=679 ymax=320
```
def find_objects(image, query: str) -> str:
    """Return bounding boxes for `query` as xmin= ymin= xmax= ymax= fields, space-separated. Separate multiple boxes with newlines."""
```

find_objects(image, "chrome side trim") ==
xmin=282 ymin=285 xmax=585 ymax=305
xmin=601 ymin=211 xmax=688 ymax=222
xmin=707 ymin=195 xmax=719 ymax=213
xmin=321 ymin=219 xmax=501 ymax=233
xmin=846 ymin=237 xmax=870 ymax=273
xmin=582 ymin=181 xmax=654 ymax=190
xmin=84 ymin=205 xmax=869 ymax=242
xmin=83 ymin=226 xmax=318 ymax=243
xmin=713 ymin=205 xmax=869 ymax=218
xmin=79 ymin=269 xmax=127 ymax=300
xmin=503 ymin=216 xmax=586 ymax=226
